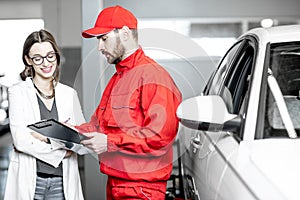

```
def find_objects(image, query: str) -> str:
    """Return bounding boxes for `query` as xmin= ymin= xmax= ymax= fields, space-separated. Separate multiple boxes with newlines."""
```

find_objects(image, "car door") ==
xmin=178 ymin=40 xmax=245 ymax=200
xmin=193 ymin=37 xmax=258 ymax=200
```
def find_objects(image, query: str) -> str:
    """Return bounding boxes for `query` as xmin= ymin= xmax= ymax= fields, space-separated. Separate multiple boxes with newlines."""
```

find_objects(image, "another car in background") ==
xmin=177 ymin=25 xmax=300 ymax=200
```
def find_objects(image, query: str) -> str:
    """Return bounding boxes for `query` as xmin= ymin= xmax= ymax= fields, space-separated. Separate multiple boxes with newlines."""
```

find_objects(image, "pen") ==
xmin=64 ymin=117 xmax=70 ymax=123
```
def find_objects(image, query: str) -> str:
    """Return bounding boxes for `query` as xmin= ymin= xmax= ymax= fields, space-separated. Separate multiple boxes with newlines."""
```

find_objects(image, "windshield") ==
xmin=265 ymin=41 xmax=300 ymax=138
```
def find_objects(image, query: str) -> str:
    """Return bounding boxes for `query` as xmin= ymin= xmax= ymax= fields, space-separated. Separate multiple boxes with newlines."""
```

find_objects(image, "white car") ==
xmin=176 ymin=25 xmax=300 ymax=200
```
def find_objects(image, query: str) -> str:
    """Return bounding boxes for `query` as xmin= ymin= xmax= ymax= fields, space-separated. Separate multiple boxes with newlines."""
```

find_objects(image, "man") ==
xmin=77 ymin=5 xmax=182 ymax=199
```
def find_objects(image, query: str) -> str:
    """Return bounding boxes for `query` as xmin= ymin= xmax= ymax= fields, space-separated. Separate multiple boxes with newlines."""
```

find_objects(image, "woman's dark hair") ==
xmin=20 ymin=29 xmax=61 ymax=83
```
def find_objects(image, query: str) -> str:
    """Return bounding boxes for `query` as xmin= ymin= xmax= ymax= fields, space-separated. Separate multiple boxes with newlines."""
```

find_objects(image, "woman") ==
xmin=4 ymin=29 xmax=85 ymax=200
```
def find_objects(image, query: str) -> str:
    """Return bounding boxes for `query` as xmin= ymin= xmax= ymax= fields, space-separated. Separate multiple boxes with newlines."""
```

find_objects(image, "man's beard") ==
xmin=109 ymin=35 xmax=125 ymax=64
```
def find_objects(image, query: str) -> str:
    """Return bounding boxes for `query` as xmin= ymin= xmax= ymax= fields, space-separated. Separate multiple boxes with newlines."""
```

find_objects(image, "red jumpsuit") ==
xmin=76 ymin=48 xmax=182 ymax=199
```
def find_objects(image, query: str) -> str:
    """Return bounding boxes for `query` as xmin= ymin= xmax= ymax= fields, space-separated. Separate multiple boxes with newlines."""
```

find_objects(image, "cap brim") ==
xmin=82 ymin=27 xmax=114 ymax=38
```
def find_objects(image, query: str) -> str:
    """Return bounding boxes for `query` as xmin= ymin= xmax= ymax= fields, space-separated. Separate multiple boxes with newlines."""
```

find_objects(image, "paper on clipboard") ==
xmin=49 ymin=138 xmax=94 ymax=155
xmin=28 ymin=119 xmax=94 ymax=155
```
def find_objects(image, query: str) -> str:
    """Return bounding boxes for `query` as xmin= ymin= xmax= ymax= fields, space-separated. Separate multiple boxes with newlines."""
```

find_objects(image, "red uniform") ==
xmin=76 ymin=48 xmax=181 ymax=199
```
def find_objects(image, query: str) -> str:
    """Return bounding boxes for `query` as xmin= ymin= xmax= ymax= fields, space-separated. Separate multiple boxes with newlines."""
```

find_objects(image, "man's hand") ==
xmin=80 ymin=132 xmax=107 ymax=154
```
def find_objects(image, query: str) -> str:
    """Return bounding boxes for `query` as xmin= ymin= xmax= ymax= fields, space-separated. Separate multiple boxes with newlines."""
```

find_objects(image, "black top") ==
xmin=36 ymin=95 xmax=63 ymax=177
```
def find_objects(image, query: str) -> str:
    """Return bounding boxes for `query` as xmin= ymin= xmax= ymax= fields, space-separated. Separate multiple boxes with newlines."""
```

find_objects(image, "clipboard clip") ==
xmin=32 ymin=121 xmax=52 ymax=129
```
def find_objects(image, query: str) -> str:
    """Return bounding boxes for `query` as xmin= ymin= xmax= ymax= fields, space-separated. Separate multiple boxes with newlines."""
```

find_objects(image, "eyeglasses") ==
xmin=29 ymin=52 xmax=57 ymax=65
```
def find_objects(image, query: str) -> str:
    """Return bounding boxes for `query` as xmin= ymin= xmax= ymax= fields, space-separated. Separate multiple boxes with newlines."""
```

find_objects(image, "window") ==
xmin=0 ymin=19 xmax=44 ymax=87
xmin=138 ymin=19 xmax=237 ymax=59
xmin=206 ymin=40 xmax=244 ymax=96
xmin=264 ymin=41 xmax=300 ymax=138
xmin=204 ymin=38 xmax=256 ymax=140
xmin=223 ymin=43 xmax=254 ymax=114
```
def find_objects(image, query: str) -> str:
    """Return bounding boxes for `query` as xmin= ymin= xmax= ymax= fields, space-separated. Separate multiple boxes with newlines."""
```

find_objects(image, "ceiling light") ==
xmin=261 ymin=19 xmax=274 ymax=28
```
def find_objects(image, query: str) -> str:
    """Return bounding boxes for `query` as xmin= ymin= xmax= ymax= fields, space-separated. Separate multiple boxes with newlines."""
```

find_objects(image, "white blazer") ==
xmin=4 ymin=78 xmax=86 ymax=200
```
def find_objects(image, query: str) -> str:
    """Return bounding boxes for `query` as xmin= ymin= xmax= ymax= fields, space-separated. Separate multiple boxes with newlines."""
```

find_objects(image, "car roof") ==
xmin=241 ymin=24 xmax=300 ymax=44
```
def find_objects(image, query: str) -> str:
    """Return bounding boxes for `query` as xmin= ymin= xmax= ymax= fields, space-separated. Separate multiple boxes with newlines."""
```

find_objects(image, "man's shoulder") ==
xmin=136 ymin=56 xmax=166 ymax=73
xmin=140 ymin=59 xmax=171 ymax=79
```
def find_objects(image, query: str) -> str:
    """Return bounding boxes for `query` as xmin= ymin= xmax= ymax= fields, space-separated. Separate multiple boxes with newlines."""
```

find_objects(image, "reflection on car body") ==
xmin=177 ymin=25 xmax=300 ymax=200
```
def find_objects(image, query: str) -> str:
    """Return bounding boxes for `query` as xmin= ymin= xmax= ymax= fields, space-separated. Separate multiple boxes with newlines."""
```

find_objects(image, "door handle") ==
xmin=190 ymin=134 xmax=202 ymax=154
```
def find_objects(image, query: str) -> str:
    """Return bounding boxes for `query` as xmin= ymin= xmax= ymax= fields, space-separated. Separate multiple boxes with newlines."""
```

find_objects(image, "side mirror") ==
xmin=176 ymin=95 xmax=241 ymax=132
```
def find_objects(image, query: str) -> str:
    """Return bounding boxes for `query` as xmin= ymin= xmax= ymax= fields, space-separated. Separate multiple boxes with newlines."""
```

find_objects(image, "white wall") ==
xmin=0 ymin=1 xmax=41 ymax=19
xmin=104 ymin=0 xmax=300 ymax=18
xmin=0 ymin=0 xmax=82 ymax=48
xmin=41 ymin=0 xmax=82 ymax=47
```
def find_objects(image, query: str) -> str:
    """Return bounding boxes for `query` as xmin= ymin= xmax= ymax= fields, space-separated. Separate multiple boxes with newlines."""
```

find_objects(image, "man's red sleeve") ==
xmin=75 ymin=111 xmax=100 ymax=133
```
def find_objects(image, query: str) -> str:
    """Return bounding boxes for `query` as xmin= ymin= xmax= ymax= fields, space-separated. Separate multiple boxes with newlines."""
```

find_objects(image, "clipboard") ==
xmin=28 ymin=119 xmax=87 ymax=143
xmin=27 ymin=119 xmax=93 ymax=155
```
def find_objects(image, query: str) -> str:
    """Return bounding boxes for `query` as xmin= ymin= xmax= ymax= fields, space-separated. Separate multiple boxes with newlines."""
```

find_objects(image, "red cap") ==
xmin=82 ymin=5 xmax=137 ymax=38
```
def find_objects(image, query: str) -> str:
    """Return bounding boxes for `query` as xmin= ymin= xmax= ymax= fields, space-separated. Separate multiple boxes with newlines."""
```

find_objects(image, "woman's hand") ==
xmin=64 ymin=150 xmax=73 ymax=158
xmin=31 ymin=131 xmax=49 ymax=143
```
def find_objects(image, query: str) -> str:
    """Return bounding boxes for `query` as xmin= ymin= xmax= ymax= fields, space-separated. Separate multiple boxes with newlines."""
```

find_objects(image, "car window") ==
xmin=264 ymin=41 xmax=300 ymax=138
xmin=206 ymin=40 xmax=244 ymax=95
xmin=208 ymin=39 xmax=255 ymax=116
xmin=223 ymin=43 xmax=254 ymax=114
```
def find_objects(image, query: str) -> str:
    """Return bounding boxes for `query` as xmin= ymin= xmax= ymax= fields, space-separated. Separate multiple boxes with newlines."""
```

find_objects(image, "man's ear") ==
xmin=121 ymin=26 xmax=130 ymax=41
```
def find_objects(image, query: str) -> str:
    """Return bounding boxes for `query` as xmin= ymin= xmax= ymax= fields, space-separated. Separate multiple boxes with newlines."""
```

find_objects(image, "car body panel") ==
xmin=177 ymin=25 xmax=300 ymax=200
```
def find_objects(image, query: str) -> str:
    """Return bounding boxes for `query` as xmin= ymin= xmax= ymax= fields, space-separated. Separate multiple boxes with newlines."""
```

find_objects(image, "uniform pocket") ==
xmin=108 ymin=92 xmax=140 ymax=128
